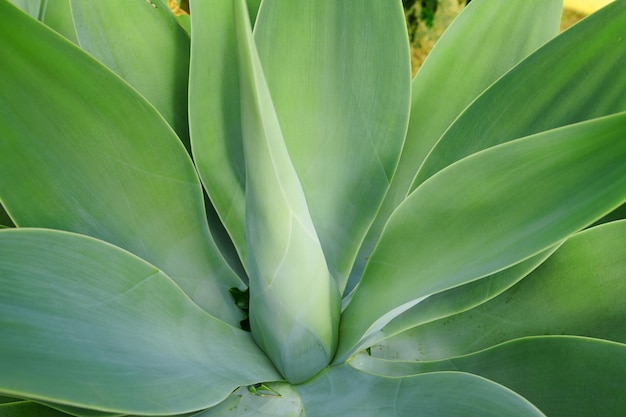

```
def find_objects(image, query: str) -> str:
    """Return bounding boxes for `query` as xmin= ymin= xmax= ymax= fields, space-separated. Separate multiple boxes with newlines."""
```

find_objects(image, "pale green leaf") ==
xmin=353 ymin=336 xmax=626 ymax=417
xmin=193 ymin=383 xmax=303 ymax=417
xmin=0 ymin=1 xmax=243 ymax=325
xmin=5 ymin=0 xmax=41 ymax=18
xmin=0 ymin=229 xmax=279 ymax=416
xmin=233 ymin=0 xmax=340 ymax=384
xmin=337 ymin=112 xmax=626 ymax=360
xmin=413 ymin=0 xmax=626 ymax=187
xmin=355 ymin=0 xmax=563 ymax=292
xmin=376 ymin=220 xmax=626 ymax=360
xmin=71 ymin=0 xmax=191 ymax=148
xmin=297 ymin=365 xmax=545 ymax=417
xmin=255 ymin=0 xmax=411 ymax=289
xmin=188 ymin=0 xmax=249 ymax=266
xmin=359 ymin=245 xmax=561 ymax=352
xmin=41 ymin=0 xmax=78 ymax=44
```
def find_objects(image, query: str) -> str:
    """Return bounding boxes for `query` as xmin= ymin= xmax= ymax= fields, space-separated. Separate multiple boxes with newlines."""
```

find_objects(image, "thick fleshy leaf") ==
xmin=254 ymin=1 xmax=411 ymax=290
xmin=0 ymin=229 xmax=279 ymax=415
xmin=188 ymin=0 xmax=249 ymax=265
xmin=375 ymin=220 xmax=626 ymax=360
xmin=352 ymin=0 xmax=563 ymax=292
xmin=297 ymin=364 xmax=545 ymax=417
xmin=40 ymin=0 xmax=78 ymax=43
xmin=413 ymin=0 xmax=626 ymax=188
xmin=0 ymin=1 xmax=243 ymax=325
xmin=353 ymin=337 xmax=626 ymax=417
xmin=6 ymin=0 xmax=40 ymax=17
xmin=70 ymin=0 xmax=191 ymax=149
xmin=359 ymin=245 xmax=560 ymax=351
xmin=193 ymin=383 xmax=303 ymax=417
xmin=337 ymin=112 xmax=626 ymax=360
xmin=234 ymin=0 xmax=340 ymax=384
xmin=383 ymin=0 xmax=562 ymax=213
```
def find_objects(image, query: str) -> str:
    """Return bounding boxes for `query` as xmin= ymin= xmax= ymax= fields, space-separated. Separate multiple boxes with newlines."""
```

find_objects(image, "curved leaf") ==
xmin=360 ymin=245 xmax=560 ymax=351
xmin=353 ymin=336 xmax=626 ymax=417
xmin=354 ymin=0 xmax=563 ymax=292
xmin=252 ymin=0 xmax=411 ymax=289
xmin=71 ymin=0 xmax=191 ymax=149
xmin=413 ymin=0 xmax=626 ymax=187
xmin=375 ymin=220 xmax=626 ymax=360
xmin=337 ymin=112 xmax=626 ymax=360
xmin=385 ymin=0 xmax=562 ymax=216
xmin=0 ymin=229 xmax=279 ymax=416
xmin=0 ymin=0 xmax=243 ymax=324
xmin=41 ymin=0 xmax=78 ymax=43
xmin=189 ymin=0 xmax=249 ymax=266
xmin=297 ymin=364 xmax=545 ymax=417
xmin=233 ymin=0 xmax=340 ymax=384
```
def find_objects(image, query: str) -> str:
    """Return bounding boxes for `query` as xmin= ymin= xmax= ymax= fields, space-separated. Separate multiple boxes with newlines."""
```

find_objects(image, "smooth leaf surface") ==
xmin=337 ymin=112 xmax=626 ymax=360
xmin=375 ymin=220 xmax=626 ymax=360
xmin=383 ymin=0 xmax=562 ymax=215
xmin=253 ymin=0 xmax=411 ymax=290
xmin=189 ymin=0 xmax=249 ymax=266
xmin=71 ymin=0 xmax=191 ymax=149
xmin=297 ymin=365 xmax=545 ymax=417
xmin=361 ymin=245 xmax=560 ymax=351
xmin=354 ymin=337 xmax=626 ymax=417
xmin=0 ymin=0 xmax=243 ymax=325
xmin=41 ymin=0 xmax=78 ymax=43
xmin=413 ymin=0 xmax=626 ymax=187
xmin=234 ymin=0 xmax=339 ymax=384
xmin=0 ymin=229 xmax=279 ymax=416
xmin=354 ymin=0 xmax=563 ymax=292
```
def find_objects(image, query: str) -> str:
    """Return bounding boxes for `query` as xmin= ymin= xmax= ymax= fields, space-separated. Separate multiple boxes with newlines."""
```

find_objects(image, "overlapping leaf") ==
xmin=0 ymin=229 xmax=279 ymax=415
xmin=413 ymin=0 xmax=626 ymax=188
xmin=297 ymin=364 xmax=545 ymax=417
xmin=352 ymin=0 xmax=563 ymax=291
xmin=374 ymin=220 xmax=626 ymax=360
xmin=0 ymin=0 xmax=243 ymax=325
xmin=71 ymin=0 xmax=191 ymax=148
xmin=354 ymin=336 xmax=626 ymax=417
xmin=233 ymin=0 xmax=340 ymax=384
xmin=338 ymin=112 xmax=626 ymax=360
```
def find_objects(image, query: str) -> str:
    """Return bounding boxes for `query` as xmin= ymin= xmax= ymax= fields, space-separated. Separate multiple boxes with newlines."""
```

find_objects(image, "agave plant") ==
xmin=1 ymin=0 xmax=625 ymax=415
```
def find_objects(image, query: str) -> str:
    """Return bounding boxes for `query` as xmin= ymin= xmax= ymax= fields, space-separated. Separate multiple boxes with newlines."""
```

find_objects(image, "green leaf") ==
xmin=70 ymin=0 xmax=191 ymax=149
xmin=375 ymin=220 xmax=626 ymax=360
xmin=6 ymin=0 xmax=41 ymax=18
xmin=193 ymin=382 xmax=303 ymax=417
xmin=355 ymin=0 xmax=563 ymax=291
xmin=297 ymin=364 xmax=545 ymax=417
xmin=361 ymin=245 xmax=561 ymax=351
xmin=0 ymin=0 xmax=243 ymax=325
xmin=0 ymin=401 xmax=73 ymax=417
xmin=188 ymin=0 xmax=249 ymax=266
xmin=254 ymin=0 xmax=411 ymax=289
xmin=0 ymin=229 xmax=279 ymax=416
xmin=233 ymin=0 xmax=340 ymax=384
xmin=337 ymin=112 xmax=626 ymax=360
xmin=40 ymin=0 xmax=78 ymax=44
xmin=413 ymin=0 xmax=626 ymax=188
xmin=353 ymin=336 xmax=626 ymax=417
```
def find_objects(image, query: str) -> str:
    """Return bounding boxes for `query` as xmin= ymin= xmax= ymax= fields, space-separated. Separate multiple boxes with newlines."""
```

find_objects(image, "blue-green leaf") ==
xmin=0 ymin=229 xmax=279 ymax=416
xmin=0 ymin=0 xmax=243 ymax=324
xmin=338 ymin=112 xmax=626 ymax=360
